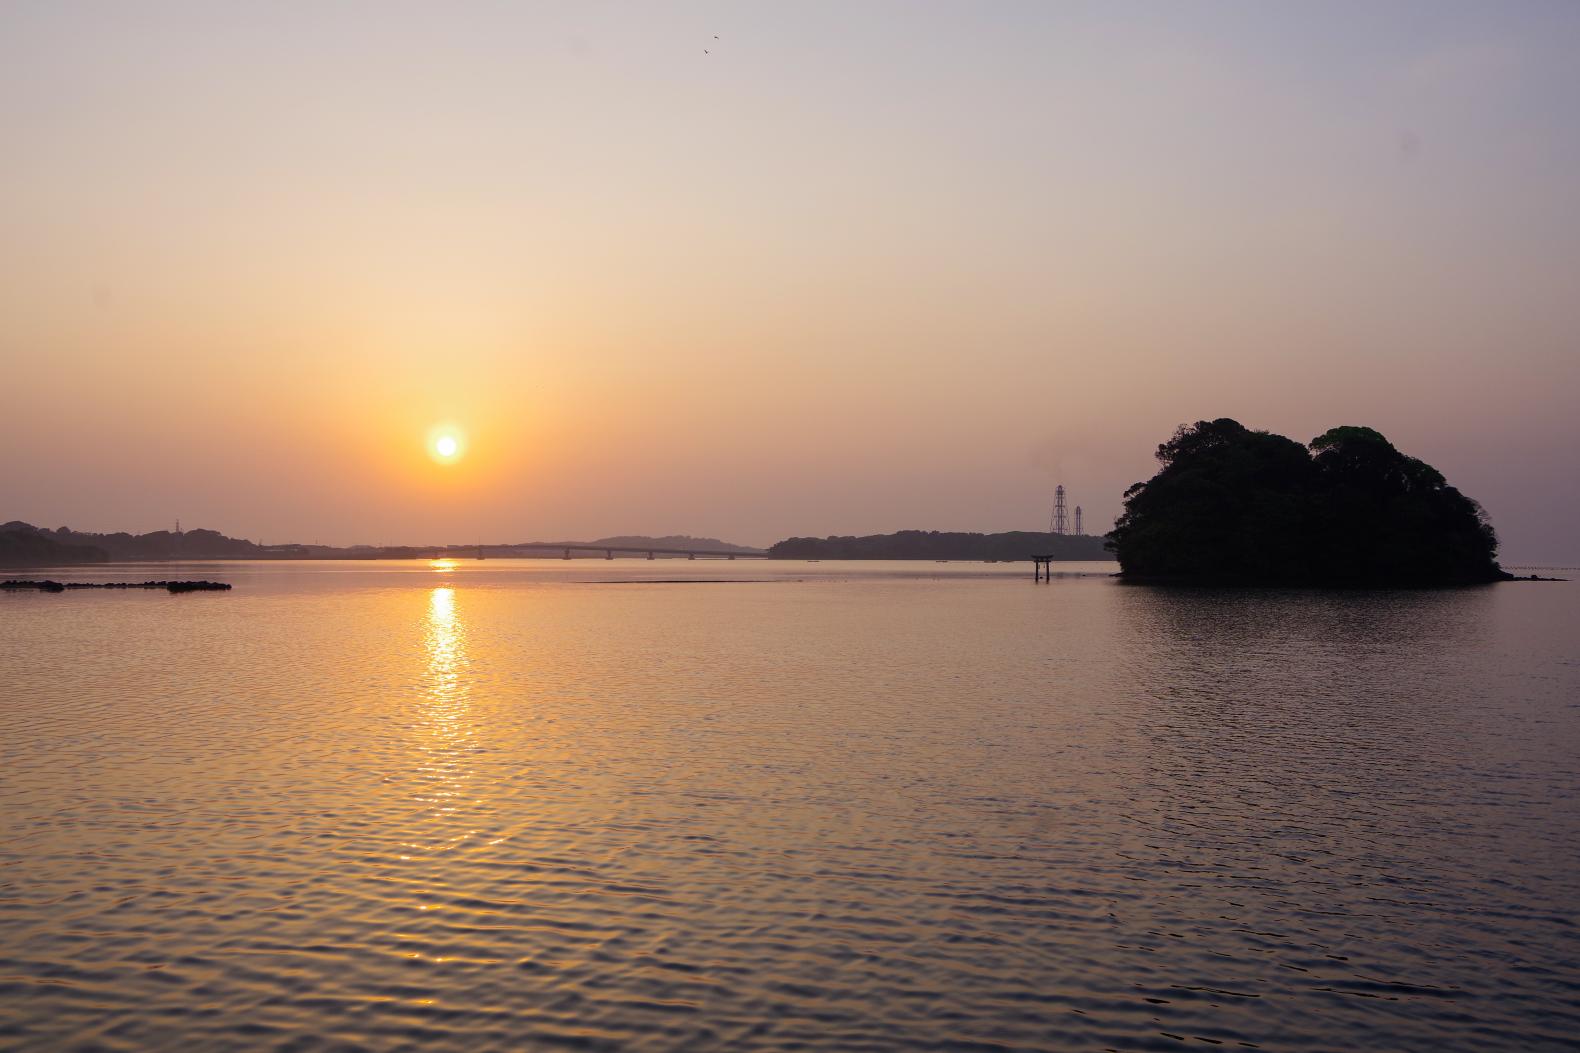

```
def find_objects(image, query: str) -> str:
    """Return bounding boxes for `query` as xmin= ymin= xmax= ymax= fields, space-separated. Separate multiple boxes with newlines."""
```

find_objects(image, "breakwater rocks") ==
xmin=1 ymin=580 xmax=232 ymax=594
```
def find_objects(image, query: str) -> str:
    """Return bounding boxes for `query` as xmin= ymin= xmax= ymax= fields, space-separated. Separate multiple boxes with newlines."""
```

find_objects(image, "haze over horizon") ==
xmin=4 ymin=2 xmax=1577 ymax=560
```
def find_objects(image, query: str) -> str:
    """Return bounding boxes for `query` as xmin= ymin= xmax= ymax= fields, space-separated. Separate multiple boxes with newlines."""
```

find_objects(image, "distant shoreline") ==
xmin=768 ymin=530 xmax=1111 ymax=561
xmin=3 ymin=521 xmax=1119 ymax=567
xmin=0 ymin=521 xmax=766 ymax=567
xmin=3 ymin=553 xmax=1118 ymax=567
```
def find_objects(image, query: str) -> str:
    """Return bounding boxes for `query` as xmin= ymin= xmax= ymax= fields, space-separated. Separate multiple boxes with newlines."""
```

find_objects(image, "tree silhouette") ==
xmin=1108 ymin=419 xmax=1503 ymax=585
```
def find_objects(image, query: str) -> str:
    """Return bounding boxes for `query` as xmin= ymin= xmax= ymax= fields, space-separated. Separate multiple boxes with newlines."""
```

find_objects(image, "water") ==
xmin=2 ymin=560 xmax=1576 ymax=1051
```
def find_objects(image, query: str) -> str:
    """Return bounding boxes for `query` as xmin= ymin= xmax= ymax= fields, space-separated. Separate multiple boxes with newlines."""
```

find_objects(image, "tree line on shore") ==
xmin=768 ymin=530 xmax=1109 ymax=561
xmin=0 ymin=527 xmax=110 ymax=567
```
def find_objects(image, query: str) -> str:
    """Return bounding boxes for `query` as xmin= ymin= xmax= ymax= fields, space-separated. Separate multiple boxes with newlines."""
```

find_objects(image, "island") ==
xmin=1106 ymin=419 xmax=1506 ymax=586
xmin=769 ymin=530 xmax=1110 ymax=561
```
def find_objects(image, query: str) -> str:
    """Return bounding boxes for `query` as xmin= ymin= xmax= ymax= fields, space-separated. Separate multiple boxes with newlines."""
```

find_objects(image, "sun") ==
xmin=428 ymin=427 xmax=465 ymax=464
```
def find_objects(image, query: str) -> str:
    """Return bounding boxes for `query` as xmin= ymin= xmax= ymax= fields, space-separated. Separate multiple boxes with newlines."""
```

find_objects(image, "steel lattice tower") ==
xmin=1074 ymin=505 xmax=1083 ymax=536
xmin=1051 ymin=485 xmax=1068 ymax=535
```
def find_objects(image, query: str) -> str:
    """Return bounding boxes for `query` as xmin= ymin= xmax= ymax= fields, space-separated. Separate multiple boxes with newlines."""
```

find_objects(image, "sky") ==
xmin=2 ymin=1 xmax=1577 ymax=559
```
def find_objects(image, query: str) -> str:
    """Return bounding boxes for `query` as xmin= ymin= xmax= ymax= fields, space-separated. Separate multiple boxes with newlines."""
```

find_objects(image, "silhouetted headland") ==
xmin=1107 ymin=419 xmax=1508 ymax=586
xmin=769 ymin=530 xmax=1110 ymax=561
xmin=2 ymin=580 xmax=232 ymax=593
xmin=0 ymin=528 xmax=110 ymax=567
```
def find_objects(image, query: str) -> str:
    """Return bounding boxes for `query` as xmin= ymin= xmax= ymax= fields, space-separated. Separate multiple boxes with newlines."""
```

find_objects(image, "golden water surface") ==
xmin=2 ymin=561 xmax=1577 ymax=1051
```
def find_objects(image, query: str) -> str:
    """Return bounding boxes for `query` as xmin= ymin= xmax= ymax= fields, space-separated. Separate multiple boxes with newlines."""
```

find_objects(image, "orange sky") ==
xmin=3 ymin=3 xmax=1577 ymax=559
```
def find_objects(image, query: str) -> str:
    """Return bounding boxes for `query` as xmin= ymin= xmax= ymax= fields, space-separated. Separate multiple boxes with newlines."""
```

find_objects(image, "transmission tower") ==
xmin=1051 ymin=485 xmax=1068 ymax=535
xmin=1074 ymin=506 xmax=1083 ymax=535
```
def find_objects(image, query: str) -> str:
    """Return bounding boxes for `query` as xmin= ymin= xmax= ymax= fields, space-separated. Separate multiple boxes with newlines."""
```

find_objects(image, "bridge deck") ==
xmin=495 ymin=543 xmax=767 ymax=558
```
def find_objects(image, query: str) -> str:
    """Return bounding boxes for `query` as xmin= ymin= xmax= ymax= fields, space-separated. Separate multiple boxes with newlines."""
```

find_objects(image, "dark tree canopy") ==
xmin=0 ymin=529 xmax=109 ymax=568
xmin=1106 ymin=419 xmax=1502 ymax=586
xmin=769 ymin=530 xmax=1109 ymax=561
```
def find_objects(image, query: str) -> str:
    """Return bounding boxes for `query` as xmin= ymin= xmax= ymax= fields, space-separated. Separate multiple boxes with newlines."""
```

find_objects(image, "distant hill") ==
xmin=2 ymin=521 xmax=263 ymax=561
xmin=768 ymin=530 xmax=1111 ymax=561
xmin=0 ymin=526 xmax=109 ymax=567
xmin=584 ymin=535 xmax=762 ymax=554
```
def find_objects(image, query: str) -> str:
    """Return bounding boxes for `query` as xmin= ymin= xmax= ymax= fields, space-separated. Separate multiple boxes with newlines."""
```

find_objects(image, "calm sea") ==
xmin=2 ymin=560 xmax=1576 ymax=1051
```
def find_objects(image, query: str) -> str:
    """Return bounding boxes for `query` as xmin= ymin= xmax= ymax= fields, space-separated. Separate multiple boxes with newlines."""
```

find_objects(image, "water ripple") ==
xmin=1 ymin=567 xmax=1577 ymax=1050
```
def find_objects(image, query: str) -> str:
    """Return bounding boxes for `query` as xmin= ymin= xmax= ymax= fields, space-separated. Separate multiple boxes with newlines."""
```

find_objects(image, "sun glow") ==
xmin=428 ymin=427 xmax=465 ymax=464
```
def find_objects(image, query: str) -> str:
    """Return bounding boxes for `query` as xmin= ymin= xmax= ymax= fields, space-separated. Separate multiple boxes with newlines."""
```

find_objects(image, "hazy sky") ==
xmin=3 ymin=2 xmax=1577 ymax=559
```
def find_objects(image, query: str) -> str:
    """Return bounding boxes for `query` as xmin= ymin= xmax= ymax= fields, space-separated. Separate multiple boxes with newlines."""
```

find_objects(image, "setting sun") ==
xmin=428 ymin=428 xmax=465 ymax=464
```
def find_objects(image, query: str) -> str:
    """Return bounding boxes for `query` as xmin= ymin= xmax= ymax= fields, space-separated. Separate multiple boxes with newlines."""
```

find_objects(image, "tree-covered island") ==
xmin=1107 ymin=419 xmax=1506 ymax=586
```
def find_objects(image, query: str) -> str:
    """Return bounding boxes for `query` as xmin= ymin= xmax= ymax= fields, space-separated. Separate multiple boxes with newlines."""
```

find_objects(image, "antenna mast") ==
xmin=1052 ymin=485 xmax=1068 ymax=535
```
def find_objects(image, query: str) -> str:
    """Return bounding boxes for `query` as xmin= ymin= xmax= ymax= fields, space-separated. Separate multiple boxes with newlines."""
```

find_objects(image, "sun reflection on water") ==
xmin=425 ymin=587 xmax=467 ymax=701
xmin=408 ymin=586 xmax=479 ymax=853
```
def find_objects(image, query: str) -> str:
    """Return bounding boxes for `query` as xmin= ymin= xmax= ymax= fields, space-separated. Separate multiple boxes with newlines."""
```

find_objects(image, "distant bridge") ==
xmin=487 ymin=543 xmax=768 ymax=561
